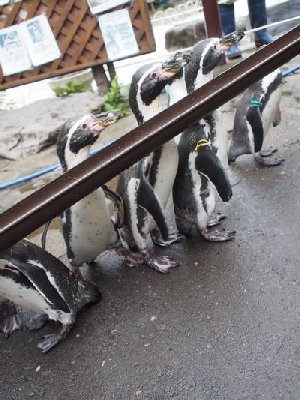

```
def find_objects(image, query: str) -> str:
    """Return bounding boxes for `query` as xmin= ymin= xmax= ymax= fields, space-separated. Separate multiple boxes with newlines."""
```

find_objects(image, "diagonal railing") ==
xmin=0 ymin=25 xmax=299 ymax=252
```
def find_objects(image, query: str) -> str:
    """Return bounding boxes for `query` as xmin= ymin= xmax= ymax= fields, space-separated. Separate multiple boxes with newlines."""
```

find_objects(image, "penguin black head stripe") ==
xmin=186 ymin=33 xmax=243 ymax=92
xmin=141 ymin=52 xmax=187 ymax=106
xmin=57 ymin=110 xmax=121 ymax=171
xmin=129 ymin=51 xmax=188 ymax=124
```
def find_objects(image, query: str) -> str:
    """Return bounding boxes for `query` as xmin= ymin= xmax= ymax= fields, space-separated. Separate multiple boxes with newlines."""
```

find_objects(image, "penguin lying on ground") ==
xmin=117 ymin=52 xmax=188 ymax=273
xmin=0 ymin=239 xmax=101 ymax=353
xmin=228 ymin=68 xmax=284 ymax=167
xmin=173 ymin=34 xmax=242 ymax=241
xmin=56 ymin=110 xmax=143 ymax=273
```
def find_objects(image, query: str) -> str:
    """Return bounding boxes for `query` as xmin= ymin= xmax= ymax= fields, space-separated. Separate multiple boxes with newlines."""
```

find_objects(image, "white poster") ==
xmin=87 ymin=0 xmax=130 ymax=15
xmin=19 ymin=15 xmax=61 ymax=67
xmin=0 ymin=25 xmax=32 ymax=76
xmin=98 ymin=9 xmax=138 ymax=61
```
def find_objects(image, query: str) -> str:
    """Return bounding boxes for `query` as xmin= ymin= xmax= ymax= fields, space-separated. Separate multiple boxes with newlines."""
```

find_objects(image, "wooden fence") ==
xmin=0 ymin=0 xmax=155 ymax=90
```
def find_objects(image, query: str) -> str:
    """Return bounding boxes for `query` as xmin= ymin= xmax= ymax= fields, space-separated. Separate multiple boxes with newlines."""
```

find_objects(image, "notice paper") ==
xmin=98 ymin=9 xmax=138 ymax=61
xmin=0 ymin=25 xmax=32 ymax=76
xmin=87 ymin=0 xmax=130 ymax=15
xmin=19 ymin=15 xmax=61 ymax=67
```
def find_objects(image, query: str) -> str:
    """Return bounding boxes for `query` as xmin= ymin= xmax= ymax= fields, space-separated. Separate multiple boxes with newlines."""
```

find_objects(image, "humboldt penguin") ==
xmin=173 ymin=34 xmax=241 ymax=241
xmin=117 ymin=52 xmax=188 ymax=273
xmin=0 ymin=239 xmax=101 ymax=353
xmin=173 ymin=123 xmax=234 ymax=240
xmin=56 ymin=111 xmax=143 ymax=272
xmin=228 ymin=68 xmax=284 ymax=166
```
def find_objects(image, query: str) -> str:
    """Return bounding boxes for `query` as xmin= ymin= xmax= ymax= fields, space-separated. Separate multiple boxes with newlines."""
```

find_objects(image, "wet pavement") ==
xmin=1 ymin=56 xmax=300 ymax=399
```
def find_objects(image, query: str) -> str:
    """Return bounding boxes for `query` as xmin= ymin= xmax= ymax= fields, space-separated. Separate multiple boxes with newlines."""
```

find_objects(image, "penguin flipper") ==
xmin=102 ymin=184 xmax=125 ymax=229
xmin=246 ymin=107 xmax=264 ymax=153
xmin=138 ymin=177 xmax=169 ymax=241
xmin=195 ymin=147 xmax=232 ymax=202
xmin=8 ymin=258 xmax=70 ymax=314
xmin=41 ymin=220 xmax=52 ymax=250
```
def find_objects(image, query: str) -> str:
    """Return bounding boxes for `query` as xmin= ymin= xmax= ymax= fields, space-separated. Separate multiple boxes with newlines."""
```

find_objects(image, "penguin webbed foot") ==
xmin=200 ymin=228 xmax=236 ymax=242
xmin=260 ymin=147 xmax=278 ymax=157
xmin=141 ymin=249 xmax=179 ymax=273
xmin=151 ymin=228 xmax=186 ymax=247
xmin=0 ymin=301 xmax=23 ymax=338
xmin=27 ymin=313 xmax=48 ymax=331
xmin=115 ymin=244 xmax=145 ymax=267
xmin=207 ymin=212 xmax=226 ymax=227
xmin=37 ymin=324 xmax=73 ymax=353
xmin=255 ymin=154 xmax=284 ymax=167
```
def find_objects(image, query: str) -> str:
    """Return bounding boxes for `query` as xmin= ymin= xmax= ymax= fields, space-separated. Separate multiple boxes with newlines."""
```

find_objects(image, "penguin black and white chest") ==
xmin=228 ymin=68 xmax=283 ymax=167
xmin=117 ymin=52 xmax=187 ymax=273
xmin=173 ymin=122 xmax=234 ymax=241
xmin=172 ymin=36 xmax=239 ymax=241
xmin=0 ymin=239 xmax=101 ymax=353
xmin=185 ymin=34 xmax=242 ymax=166
xmin=56 ymin=111 xmax=120 ymax=267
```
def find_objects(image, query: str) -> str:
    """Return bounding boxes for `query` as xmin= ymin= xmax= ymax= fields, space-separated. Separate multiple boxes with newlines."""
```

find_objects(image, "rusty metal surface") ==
xmin=0 ymin=25 xmax=299 ymax=252
xmin=0 ymin=0 xmax=155 ymax=90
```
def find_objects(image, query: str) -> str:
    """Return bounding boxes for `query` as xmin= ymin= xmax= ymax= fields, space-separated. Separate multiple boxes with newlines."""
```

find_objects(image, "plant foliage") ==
xmin=53 ymin=80 xmax=90 ymax=97
xmin=102 ymin=77 xmax=129 ymax=117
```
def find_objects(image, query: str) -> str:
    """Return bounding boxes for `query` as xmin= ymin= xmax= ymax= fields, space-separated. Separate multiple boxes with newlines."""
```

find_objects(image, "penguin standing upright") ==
xmin=173 ymin=123 xmax=234 ymax=240
xmin=172 ymin=34 xmax=241 ymax=241
xmin=185 ymin=32 xmax=244 ymax=167
xmin=228 ymin=68 xmax=284 ymax=167
xmin=0 ymin=239 xmax=101 ymax=353
xmin=117 ymin=52 xmax=188 ymax=273
xmin=56 ymin=110 xmax=142 ymax=272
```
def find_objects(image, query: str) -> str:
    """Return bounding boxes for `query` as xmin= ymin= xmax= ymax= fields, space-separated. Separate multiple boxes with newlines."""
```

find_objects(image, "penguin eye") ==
xmin=82 ymin=123 xmax=88 ymax=129
xmin=151 ymin=72 xmax=158 ymax=79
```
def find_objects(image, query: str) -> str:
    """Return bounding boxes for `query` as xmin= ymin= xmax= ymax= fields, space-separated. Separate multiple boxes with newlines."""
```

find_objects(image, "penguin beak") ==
xmin=220 ymin=30 xmax=245 ymax=50
xmin=161 ymin=52 xmax=188 ymax=78
xmin=91 ymin=110 xmax=121 ymax=134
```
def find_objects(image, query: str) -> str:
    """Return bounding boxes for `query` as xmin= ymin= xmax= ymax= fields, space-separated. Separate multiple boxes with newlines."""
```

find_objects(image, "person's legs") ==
xmin=247 ymin=0 xmax=273 ymax=47
xmin=218 ymin=3 xmax=242 ymax=59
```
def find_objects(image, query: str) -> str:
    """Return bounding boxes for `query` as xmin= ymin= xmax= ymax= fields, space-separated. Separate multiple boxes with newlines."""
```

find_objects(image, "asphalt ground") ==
xmin=0 ymin=56 xmax=299 ymax=399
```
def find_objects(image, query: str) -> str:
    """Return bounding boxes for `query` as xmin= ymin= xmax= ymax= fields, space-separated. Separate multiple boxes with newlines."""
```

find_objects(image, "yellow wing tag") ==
xmin=194 ymin=139 xmax=211 ymax=152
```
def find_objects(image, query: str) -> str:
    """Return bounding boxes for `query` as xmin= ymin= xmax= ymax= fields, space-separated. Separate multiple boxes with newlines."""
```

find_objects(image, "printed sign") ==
xmin=19 ymin=15 xmax=61 ymax=67
xmin=87 ymin=0 xmax=130 ymax=15
xmin=0 ymin=26 xmax=32 ymax=76
xmin=98 ymin=9 xmax=138 ymax=61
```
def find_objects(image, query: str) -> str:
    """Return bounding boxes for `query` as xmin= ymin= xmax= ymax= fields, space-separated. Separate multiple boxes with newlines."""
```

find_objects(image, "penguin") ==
xmin=185 ymin=32 xmax=244 ymax=166
xmin=228 ymin=68 xmax=284 ymax=167
xmin=56 ymin=110 xmax=143 ymax=272
xmin=0 ymin=239 xmax=101 ymax=353
xmin=117 ymin=52 xmax=188 ymax=273
xmin=172 ymin=34 xmax=241 ymax=241
xmin=173 ymin=123 xmax=234 ymax=240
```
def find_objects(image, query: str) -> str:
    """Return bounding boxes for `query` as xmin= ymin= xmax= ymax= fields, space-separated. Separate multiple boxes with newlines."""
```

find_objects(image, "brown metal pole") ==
xmin=0 ymin=26 xmax=299 ymax=252
xmin=201 ymin=0 xmax=223 ymax=38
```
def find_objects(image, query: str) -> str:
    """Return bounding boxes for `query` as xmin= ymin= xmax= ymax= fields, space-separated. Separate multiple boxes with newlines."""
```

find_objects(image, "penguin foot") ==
xmin=207 ymin=213 xmax=226 ymax=227
xmin=0 ymin=301 xmax=23 ymax=338
xmin=260 ymin=147 xmax=278 ymax=157
xmin=151 ymin=228 xmax=186 ymax=247
xmin=115 ymin=245 xmax=145 ymax=267
xmin=141 ymin=249 xmax=179 ymax=273
xmin=200 ymin=228 xmax=236 ymax=242
xmin=37 ymin=324 xmax=72 ymax=353
xmin=27 ymin=314 xmax=48 ymax=331
xmin=255 ymin=155 xmax=284 ymax=167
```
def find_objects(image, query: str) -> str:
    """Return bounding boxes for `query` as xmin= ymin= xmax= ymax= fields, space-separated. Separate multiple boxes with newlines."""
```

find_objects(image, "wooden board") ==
xmin=0 ymin=0 xmax=155 ymax=90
